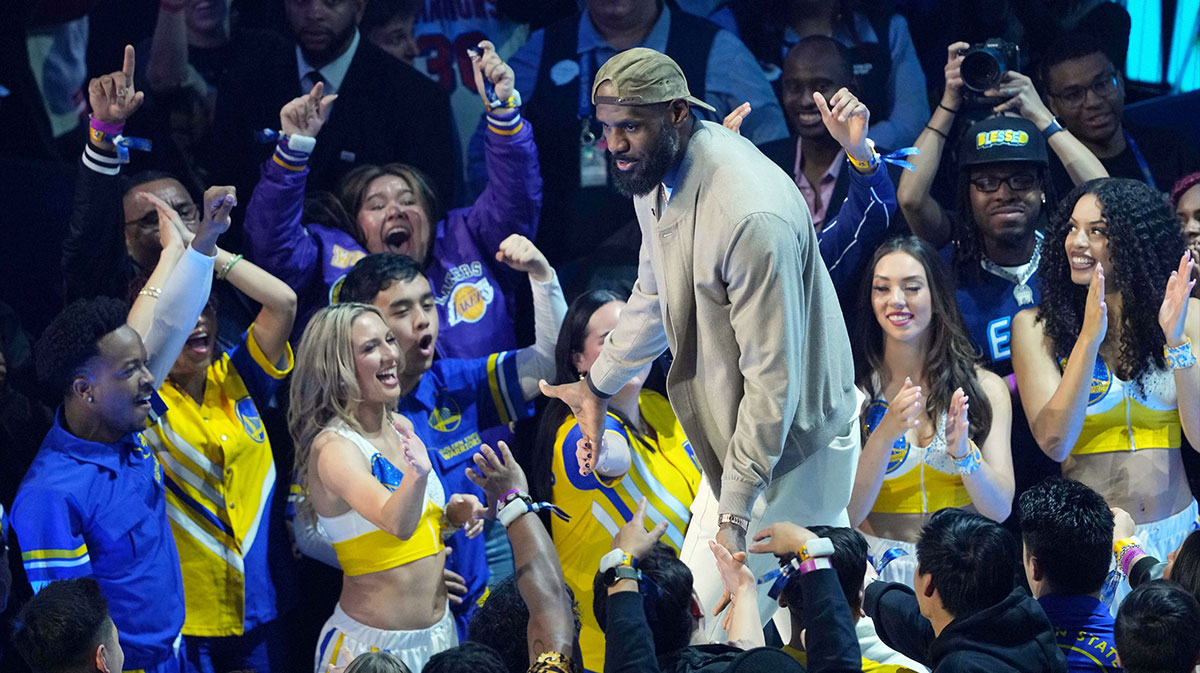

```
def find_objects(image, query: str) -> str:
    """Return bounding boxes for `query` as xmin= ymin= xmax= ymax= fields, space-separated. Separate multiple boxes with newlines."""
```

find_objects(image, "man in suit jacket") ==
xmin=541 ymin=48 xmax=860 ymax=639
xmin=207 ymin=0 xmax=457 ymax=209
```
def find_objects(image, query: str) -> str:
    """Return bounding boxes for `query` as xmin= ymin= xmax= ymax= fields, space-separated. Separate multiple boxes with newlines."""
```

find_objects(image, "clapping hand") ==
xmin=88 ymin=45 xmax=144 ymax=128
xmin=1082 ymin=263 xmax=1109 ymax=346
xmin=280 ymin=81 xmax=337 ymax=137
xmin=943 ymin=388 xmax=971 ymax=460
xmin=1159 ymin=252 xmax=1196 ymax=347
xmin=877 ymin=378 xmax=923 ymax=442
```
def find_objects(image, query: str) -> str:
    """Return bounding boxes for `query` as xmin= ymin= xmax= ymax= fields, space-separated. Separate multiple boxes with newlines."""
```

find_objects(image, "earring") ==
xmin=578 ymin=371 xmax=587 ymax=381
xmin=88 ymin=396 xmax=94 ymax=403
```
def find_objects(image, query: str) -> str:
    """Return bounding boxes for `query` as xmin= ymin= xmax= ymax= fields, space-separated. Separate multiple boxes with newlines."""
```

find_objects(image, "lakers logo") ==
xmin=236 ymin=398 xmax=266 ymax=443
xmin=447 ymin=279 xmax=494 ymax=326
xmin=331 ymin=245 xmax=366 ymax=270
xmin=428 ymin=393 xmax=462 ymax=433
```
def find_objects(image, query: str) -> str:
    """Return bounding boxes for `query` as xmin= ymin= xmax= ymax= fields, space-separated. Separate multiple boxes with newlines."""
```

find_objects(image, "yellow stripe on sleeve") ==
xmin=22 ymin=543 xmax=88 ymax=561
xmin=486 ymin=353 xmax=512 ymax=425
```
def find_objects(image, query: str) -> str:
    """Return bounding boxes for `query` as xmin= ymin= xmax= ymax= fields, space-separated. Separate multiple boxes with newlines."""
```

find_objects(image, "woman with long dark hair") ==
xmin=852 ymin=236 xmax=1014 ymax=584
xmin=529 ymin=290 xmax=700 ymax=672
xmin=1012 ymin=178 xmax=1199 ymax=595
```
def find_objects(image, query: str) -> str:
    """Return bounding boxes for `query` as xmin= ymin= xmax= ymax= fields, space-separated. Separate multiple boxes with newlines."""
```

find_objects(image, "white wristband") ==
xmin=498 ymin=498 xmax=531 ymax=528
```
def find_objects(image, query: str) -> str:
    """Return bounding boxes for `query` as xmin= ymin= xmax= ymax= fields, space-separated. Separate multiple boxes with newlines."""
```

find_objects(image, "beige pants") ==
xmin=680 ymin=390 xmax=863 ymax=642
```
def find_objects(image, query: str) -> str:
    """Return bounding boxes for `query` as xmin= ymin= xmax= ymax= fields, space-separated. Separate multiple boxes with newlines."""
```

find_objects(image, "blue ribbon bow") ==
xmin=532 ymin=501 xmax=571 ymax=523
xmin=112 ymin=134 xmax=152 ymax=163
xmin=880 ymin=147 xmax=920 ymax=172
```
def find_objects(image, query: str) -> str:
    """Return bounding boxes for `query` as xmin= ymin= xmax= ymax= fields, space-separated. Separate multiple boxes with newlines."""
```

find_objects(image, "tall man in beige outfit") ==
xmin=541 ymin=48 xmax=862 ymax=637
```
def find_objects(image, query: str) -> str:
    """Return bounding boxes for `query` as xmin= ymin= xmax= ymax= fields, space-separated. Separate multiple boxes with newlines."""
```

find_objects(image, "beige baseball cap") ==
xmin=591 ymin=47 xmax=716 ymax=111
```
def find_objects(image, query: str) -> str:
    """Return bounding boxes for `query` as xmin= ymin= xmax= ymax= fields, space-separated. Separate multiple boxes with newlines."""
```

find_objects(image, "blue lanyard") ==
xmin=1124 ymin=130 xmax=1157 ymax=191
xmin=578 ymin=51 xmax=594 ymax=121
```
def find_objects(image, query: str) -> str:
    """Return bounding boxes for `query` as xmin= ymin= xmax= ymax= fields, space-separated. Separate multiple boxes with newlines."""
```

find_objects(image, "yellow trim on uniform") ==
xmin=486 ymin=353 xmax=512 ymax=425
xmin=22 ymin=544 xmax=88 ymax=561
xmin=246 ymin=326 xmax=295 ymax=379
xmin=487 ymin=121 xmax=524 ymax=136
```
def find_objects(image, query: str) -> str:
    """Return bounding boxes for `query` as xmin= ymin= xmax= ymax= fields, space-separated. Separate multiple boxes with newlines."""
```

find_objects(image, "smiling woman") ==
xmin=850 ymin=236 xmax=1015 ymax=585
xmin=1011 ymin=178 xmax=1200 ymax=606
xmin=243 ymin=44 xmax=542 ymax=360
xmin=288 ymin=303 xmax=484 ymax=672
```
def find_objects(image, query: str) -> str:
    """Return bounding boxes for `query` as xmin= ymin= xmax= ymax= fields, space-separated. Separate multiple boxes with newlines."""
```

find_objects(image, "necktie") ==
xmin=304 ymin=70 xmax=327 ymax=94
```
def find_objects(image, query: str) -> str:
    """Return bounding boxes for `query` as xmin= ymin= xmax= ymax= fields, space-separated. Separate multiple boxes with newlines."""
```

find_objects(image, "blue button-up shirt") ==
xmin=13 ymin=406 xmax=185 ymax=670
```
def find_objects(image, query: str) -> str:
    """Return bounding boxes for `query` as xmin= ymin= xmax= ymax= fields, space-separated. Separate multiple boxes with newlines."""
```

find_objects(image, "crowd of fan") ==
xmin=1 ymin=1 xmax=1200 ymax=673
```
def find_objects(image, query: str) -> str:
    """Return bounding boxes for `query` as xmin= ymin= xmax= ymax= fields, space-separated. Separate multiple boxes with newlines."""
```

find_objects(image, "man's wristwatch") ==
xmin=599 ymin=548 xmax=642 ymax=586
xmin=717 ymin=513 xmax=750 ymax=531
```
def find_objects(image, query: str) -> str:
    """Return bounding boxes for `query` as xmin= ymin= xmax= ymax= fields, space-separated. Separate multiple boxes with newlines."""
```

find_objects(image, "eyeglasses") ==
xmin=125 ymin=202 xmax=199 ymax=229
xmin=1048 ymin=72 xmax=1119 ymax=108
xmin=969 ymin=174 xmax=1040 ymax=193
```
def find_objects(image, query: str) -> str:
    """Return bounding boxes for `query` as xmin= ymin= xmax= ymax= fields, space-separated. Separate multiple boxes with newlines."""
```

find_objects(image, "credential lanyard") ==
xmin=578 ymin=51 xmax=594 ymax=121
xmin=1124 ymin=130 xmax=1157 ymax=191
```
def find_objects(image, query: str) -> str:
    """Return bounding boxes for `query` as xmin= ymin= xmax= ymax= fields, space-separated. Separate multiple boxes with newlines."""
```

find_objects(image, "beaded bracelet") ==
xmin=138 ymin=286 xmax=163 ymax=299
xmin=1165 ymin=337 xmax=1196 ymax=369
xmin=217 ymin=254 xmax=243 ymax=280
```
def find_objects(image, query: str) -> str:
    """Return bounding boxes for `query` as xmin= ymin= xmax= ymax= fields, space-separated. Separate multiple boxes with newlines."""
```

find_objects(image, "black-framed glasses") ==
xmin=1048 ymin=72 xmax=1119 ymax=108
xmin=969 ymin=174 xmax=1040 ymax=193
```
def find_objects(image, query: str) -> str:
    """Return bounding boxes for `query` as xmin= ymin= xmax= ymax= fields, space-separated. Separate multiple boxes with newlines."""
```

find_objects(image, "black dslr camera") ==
xmin=960 ymin=39 xmax=1021 ymax=97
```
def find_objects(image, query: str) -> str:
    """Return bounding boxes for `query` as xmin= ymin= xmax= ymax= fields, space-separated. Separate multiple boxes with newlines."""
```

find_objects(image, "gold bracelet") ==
xmin=138 ymin=286 xmax=162 ymax=299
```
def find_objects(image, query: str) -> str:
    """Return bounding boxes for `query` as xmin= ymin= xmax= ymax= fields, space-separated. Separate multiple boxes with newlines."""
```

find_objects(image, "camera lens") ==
xmin=961 ymin=49 xmax=1002 ymax=92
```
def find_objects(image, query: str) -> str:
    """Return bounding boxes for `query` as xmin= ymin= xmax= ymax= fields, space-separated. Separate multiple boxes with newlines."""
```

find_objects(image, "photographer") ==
xmin=896 ymin=40 xmax=1108 ymax=517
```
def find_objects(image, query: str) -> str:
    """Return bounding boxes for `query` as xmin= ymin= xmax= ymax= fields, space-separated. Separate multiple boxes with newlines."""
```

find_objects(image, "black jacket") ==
xmin=603 ymin=569 xmax=856 ymax=673
xmin=865 ymin=582 xmax=1067 ymax=673
xmin=207 ymin=32 xmax=458 ymax=208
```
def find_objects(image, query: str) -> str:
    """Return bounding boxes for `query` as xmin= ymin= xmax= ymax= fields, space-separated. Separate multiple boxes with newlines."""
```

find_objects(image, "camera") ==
xmin=960 ymin=39 xmax=1021 ymax=93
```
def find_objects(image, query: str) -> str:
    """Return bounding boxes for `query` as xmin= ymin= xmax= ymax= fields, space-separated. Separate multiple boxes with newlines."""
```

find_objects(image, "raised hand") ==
xmin=942 ymin=41 xmax=970 ymax=110
xmin=723 ymin=102 xmax=751 ymax=135
xmin=575 ymin=436 xmax=594 ymax=477
xmin=496 ymin=234 xmax=552 ymax=282
xmin=611 ymin=497 xmax=668 ymax=561
xmin=986 ymin=71 xmax=1054 ymax=128
xmin=465 ymin=441 xmax=530 ymax=499
xmin=709 ymin=539 xmax=755 ymax=599
xmin=398 ymin=421 xmax=433 ymax=477
xmin=192 ymin=186 xmax=237 ymax=256
xmin=469 ymin=39 xmax=515 ymax=105
xmin=877 ymin=378 xmax=923 ymax=442
xmin=814 ymin=87 xmax=871 ymax=164
xmin=943 ymin=387 xmax=971 ymax=460
xmin=88 ymin=45 xmax=144 ymax=126
xmin=280 ymin=80 xmax=337 ymax=137
xmin=447 ymin=493 xmax=486 ymax=538
xmin=1159 ymin=252 xmax=1196 ymax=347
xmin=1082 ymin=263 xmax=1109 ymax=346
xmin=539 ymin=379 xmax=609 ymax=454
